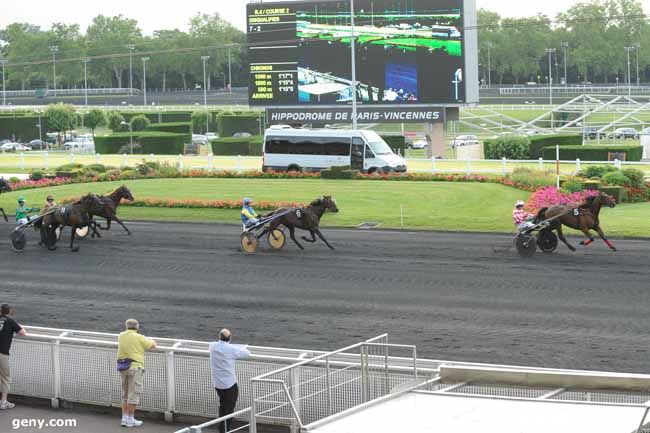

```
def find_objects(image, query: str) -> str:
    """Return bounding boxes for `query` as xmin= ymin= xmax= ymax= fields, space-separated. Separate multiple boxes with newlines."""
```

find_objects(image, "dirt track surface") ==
xmin=1 ymin=222 xmax=649 ymax=373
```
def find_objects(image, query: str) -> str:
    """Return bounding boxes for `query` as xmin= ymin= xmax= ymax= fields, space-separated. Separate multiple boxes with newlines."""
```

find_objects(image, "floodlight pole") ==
xmin=486 ymin=42 xmax=492 ymax=88
xmin=635 ymin=43 xmax=641 ymax=86
xmin=228 ymin=47 xmax=232 ymax=94
xmin=350 ymin=0 xmax=358 ymax=130
xmin=202 ymin=55 xmax=210 ymax=133
xmin=545 ymin=48 xmax=556 ymax=129
xmin=141 ymin=57 xmax=150 ymax=106
xmin=0 ymin=59 xmax=7 ymax=106
xmin=127 ymin=44 xmax=135 ymax=95
xmin=50 ymin=45 xmax=59 ymax=96
xmin=625 ymin=46 xmax=633 ymax=98
xmin=561 ymin=42 xmax=569 ymax=86
xmin=82 ymin=58 xmax=90 ymax=106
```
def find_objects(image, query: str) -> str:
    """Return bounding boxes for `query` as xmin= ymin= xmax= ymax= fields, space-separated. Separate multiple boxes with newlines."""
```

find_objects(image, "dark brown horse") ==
xmin=0 ymin=178 xmax=10 ymax=222
xmin=262 ymin=196 xmax=339 ymax=250
xmin=39 ymin=194 xmax=103 ymax=252
xmin=535 ymin=192 xmax=617 ymax=252
xmin=79 ymin=185 xmax=134 ymax=237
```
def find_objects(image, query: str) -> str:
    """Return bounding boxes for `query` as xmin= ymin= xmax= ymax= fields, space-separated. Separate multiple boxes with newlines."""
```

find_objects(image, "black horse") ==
xmin=0 ymin=178 xmax=11 ymax=222
xmin=261 ymin=196 xmax=339 ymax=250
xmin=78 ymin=185 xmax=134 ymax=238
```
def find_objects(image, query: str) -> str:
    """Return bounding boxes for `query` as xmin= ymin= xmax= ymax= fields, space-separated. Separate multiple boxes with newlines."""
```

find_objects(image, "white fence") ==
xmin=1 ymin=151 xmax=650 ymax=175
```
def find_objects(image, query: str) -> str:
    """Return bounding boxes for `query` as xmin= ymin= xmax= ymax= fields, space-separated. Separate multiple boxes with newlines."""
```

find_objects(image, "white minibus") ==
xmin=262 ymin=129 xmax=407 ymax=174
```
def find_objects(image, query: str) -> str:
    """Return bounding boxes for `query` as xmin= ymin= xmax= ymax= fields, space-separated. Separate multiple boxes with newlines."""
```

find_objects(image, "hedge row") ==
xmin=210 ymin=136 xmax=263 ymax=156
xmin=217 ymin=113 xmax=262 ymax=137
xmin=0 ymin=116 xmax=45 ymax=141
xmin=95 ymin=131 xmax=190 ymax=154
xmin=528 ymin=134 xmax=583 ymax=158
xmin=146 ymin=122 xmax=192 ymax=134
xmin=541 ymin=145 xmax=643 ymax=161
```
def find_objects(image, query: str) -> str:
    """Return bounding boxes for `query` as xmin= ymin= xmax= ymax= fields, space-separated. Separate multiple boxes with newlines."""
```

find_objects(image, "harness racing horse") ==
xmin=79 ymin=185 xmax=134 ymax=237
xmin=535 ymin=192 xmax=617 ymax=252
xmin=39 ymin=194 xmax=103 ymax=252
xmin=262 ymin=196 xmax=339 ymax=250
xmin=0 ymin=178 xmax=11 ymax=222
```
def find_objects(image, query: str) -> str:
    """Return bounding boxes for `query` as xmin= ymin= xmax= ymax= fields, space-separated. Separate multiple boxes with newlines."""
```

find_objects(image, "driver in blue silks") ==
xmin=241 ymin=197 xmax=259 ymax=228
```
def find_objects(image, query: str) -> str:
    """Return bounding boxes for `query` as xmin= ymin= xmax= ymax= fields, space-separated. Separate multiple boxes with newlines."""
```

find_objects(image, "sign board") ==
xmin=266 ymin=106 xmax=459 ymax=124
xmin=247 ymin=0 xmax=478 ymax=107
xmin=608 ymin=152 xmax=627 ymax=162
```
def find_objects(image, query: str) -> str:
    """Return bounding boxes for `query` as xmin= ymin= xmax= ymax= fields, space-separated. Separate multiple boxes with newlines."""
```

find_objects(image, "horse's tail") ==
xmin=535 ymin=207 xmax=548 ymax=224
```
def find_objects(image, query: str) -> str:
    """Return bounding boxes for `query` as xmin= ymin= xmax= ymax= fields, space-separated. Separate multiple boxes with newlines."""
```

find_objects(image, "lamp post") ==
xmin=635 ymin=42 xmax=641 ymax=86
xmin=121 ymin=121 xmax=133 ymax=154
xmin=545 ymin=48 xmax=556 ymax=129
xmin=561 ymin=42 xmax=569 ymax=86
xmin=82 ymin=58 xmax=90 ymax=106
xmin=486 ymin=42 xmax=492 ymax=88
xmin=49 ymin=45 xmax=59 ymax=96
xmin=0 ymin=59 xmax=7 ymax=106
xmin=350 ymin=0 xmax=357 ymax=130
xmin=126 ymin=44 xmax=135 ymax=95
xmin=141 ymin=57 xmax=150 ymax=106
xmin=201 ymin=55 xmax=210 ymax=133
xmin=625 ymin=46 xmax=634 ymax=98
xmin=227 ymin=47 xmax=232 ymax=94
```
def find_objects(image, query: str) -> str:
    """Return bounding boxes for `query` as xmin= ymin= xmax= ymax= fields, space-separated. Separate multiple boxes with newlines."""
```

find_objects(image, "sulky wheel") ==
xmin=240 ymin=232 xmax=259 ymax=254
xmin=11 ymin=230 xmax=27 ymax=252
xmin=515 ymin=233 xmax=537 ymax=258
xmin=267 ymin=229 xmax=286 ymax=250
xmin=537 ymin=229 xmax=558 ymax=253
xmin=75 ymin=226 xmax=90 ymax=239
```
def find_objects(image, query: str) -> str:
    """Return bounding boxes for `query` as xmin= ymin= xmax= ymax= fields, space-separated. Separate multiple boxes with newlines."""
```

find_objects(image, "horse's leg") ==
xmin=301 ymin=231 xmax=317 ymax=243
xmin=314 ymin=229 xmax=335 ymax=250
xmin=90 ymin=220 xmax=101 ymax=238
xmin=0 ymin=208 xmax=7 ymax=222
xmin=110 ymin=215 xmax=130 ymax=235
xmin=556 ymin=225 xmax=576 ymax=252
xmin=288 ymin=226 xmax=304 ymax=250
xmin=578 ymin=228 xmax=595 ymax=247
xmin=594 ymin=226 xmax=617 ymax=251
xmin=47 ymin=226 xmax=57 ymax=251
xmin=70 ymin=226 xmax=79 ymax=252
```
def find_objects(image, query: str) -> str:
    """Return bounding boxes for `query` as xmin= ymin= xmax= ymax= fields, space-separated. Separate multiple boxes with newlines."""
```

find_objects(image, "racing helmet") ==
xmin=515 ymin=200 xmax=525 ymax=208
xmin=17 ymin=196 xmax=25 ymax=204
xmin=46 ymin=195 xmax=54 ymax=201
xmin=243 ymin=197 xmax=252 ymax=205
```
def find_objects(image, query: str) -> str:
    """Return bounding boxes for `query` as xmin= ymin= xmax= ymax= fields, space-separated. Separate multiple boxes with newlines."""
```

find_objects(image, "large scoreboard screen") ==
xmin=247 ymin=0 xmax=475 ymax=107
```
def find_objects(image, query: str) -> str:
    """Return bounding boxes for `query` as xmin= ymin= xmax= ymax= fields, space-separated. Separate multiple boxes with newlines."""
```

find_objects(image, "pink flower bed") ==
xmin=525 ymin=186 xmax=600 ymax=212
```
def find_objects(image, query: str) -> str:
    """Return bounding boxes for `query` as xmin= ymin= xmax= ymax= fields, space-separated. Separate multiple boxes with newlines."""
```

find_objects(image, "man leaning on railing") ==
xmin=0 ymin=303 xmax=26 ymax=410
xmin=117 ymin=319 xmax=157 ymax=428
xmin=209 ymin=329 xmax=251 ymax=433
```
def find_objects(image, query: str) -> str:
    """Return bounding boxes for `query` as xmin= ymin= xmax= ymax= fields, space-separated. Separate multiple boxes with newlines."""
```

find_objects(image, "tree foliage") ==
xmin=83 ymin=109 xmax=107 ymax=137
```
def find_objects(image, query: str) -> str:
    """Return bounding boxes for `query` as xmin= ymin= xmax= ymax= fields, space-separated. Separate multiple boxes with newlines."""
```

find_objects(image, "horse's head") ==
xmin=599 ymin=192 xmax=616 ymax=208
xmin=0 ymin=178 xmax=11 ymax=194
xmin=321 ymin=196 xmax=339 ymax=213
xmin=120 ymin=185 xmax=135 ymax=201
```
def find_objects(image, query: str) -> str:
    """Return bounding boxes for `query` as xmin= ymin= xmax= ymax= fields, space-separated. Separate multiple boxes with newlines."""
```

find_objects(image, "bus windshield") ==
xmin=361 ymin=131 xmax=394 ymax=156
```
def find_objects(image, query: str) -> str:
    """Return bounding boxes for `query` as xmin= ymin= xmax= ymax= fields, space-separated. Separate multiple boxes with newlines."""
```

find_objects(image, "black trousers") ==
xmin=216 ymin=383 xmax=239 ymax=433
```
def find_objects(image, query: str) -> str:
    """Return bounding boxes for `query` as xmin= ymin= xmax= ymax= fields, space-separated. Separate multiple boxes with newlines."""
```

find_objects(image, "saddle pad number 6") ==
xmin=295 ymin=209 xmax=303 ymax=218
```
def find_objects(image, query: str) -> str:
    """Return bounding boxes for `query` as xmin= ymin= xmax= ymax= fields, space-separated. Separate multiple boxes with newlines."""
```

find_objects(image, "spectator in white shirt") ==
xmin=209 ymin=329 xmax=251 ymax=433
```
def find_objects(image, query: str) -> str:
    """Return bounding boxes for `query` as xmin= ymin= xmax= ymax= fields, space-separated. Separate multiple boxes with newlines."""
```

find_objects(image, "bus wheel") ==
xmin=287 ymin=165 xmax=301 ymax=173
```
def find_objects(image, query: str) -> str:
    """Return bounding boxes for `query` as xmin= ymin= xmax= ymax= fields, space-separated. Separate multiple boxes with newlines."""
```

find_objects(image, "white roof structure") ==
xmin=307 ymin=391 xmax=647 ymax=433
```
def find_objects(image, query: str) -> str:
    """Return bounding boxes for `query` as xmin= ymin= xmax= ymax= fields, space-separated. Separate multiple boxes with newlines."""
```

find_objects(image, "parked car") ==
xmin=582 ymin=127 xmax=606 ymax=140
xmin=640 ymin=127 xmax=650 ymax=135
xmin=63 ymin=137 xmax=94 ymax=152
xmin=233 ymin=132 xmax=252 ymax=138
xmin=410 ymin=139 xmax=428 ymax=150
xmin=0 ymin=142 xmax=31 ymax=152
xmin=205 ymin=132 xmax=219 ymax=139
xmin=451 ymin=135 xmax=480 ymax=148
xmin=192 ymin=134 xmax=209 ymax=145
xmin=29 ymin=139 xmax=47 ymax=150
xmin=609 ymin=128 xmax=638 ymax=139
xmin=0 ymin=139 xmax=10 ymax=146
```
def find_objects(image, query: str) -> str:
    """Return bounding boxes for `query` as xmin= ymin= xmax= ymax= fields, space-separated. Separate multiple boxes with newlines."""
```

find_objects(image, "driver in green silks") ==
xmin=15 ymin=197 xmax=36 ymax=226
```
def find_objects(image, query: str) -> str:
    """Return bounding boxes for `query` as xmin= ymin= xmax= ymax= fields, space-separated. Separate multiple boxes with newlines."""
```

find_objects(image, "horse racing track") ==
xmin=1 ymin=221 xmax=649 ymax=373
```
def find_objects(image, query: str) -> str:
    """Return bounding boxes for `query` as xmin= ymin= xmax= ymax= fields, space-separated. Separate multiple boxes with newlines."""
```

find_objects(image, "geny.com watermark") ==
xmin=12 ymin=418 xmax=77 ymax=430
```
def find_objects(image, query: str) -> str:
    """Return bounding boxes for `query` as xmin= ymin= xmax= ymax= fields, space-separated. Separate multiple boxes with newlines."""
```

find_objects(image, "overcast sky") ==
xmin=2 ymin=0 xmax=650 ymax=34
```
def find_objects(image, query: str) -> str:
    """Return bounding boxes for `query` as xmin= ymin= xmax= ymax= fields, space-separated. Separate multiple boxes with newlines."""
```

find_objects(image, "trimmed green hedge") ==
xmin=146 ymin=122 xmax=192 ymax=134
xmin=381 ymin=135 xmax=406 ymax=156
xmin=528 ymin=134 xmax=582 ymax=159
xmin=542 ymin=145 xmax=643 ymax=161
xmin=216 ymin=113 xmax=261 ymax=137
xmin=95 ymin=131 xmax=190 ymax=154
xmin=484 ymin=135 xmax=530 ymax=159
xmin=0 ymin=115 xmax=45 ymax=141
xmin=210 ymin=136 xmax=263 ymax=156
xmin=160 ymin=112 xmax=192 ymax=123
xmin=120 ymin=112 xmax=159 ymax=123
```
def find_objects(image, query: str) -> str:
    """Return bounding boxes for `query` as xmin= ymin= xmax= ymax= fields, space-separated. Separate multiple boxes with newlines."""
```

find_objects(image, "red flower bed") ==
xmin=525 ymin=186 xmax=600 ymax=212
xmin=60 ymin=196 xmax=305 ymax=210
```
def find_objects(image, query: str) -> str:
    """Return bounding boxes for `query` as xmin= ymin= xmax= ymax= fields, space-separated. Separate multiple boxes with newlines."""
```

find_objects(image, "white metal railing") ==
xmin=0 ymin=88 xmax=140 ymax=97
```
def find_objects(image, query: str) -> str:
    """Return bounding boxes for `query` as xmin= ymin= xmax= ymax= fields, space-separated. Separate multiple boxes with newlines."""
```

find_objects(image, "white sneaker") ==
xmin=125 ymin=419 xmax=143 ymax=428
xmin=0 ymin=401 xmax=15 ymax=410
xmin=121 ymin=418 xmax=128 ymax=427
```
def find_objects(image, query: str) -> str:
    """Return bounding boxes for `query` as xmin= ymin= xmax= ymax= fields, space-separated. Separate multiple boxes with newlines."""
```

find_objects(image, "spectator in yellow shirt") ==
xmin=116 ymin=319 xmax=156 ymax=428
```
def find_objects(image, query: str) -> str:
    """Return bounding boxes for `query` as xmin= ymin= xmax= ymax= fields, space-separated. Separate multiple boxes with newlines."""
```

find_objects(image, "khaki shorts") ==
xmin=120 ymin=368 xmax=144 ymax=405
xmin=0 ymin=354 xmax=10 ymax=394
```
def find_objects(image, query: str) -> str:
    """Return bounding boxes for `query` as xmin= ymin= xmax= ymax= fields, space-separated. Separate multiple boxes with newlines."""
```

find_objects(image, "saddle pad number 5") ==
xmin=573 ymin=209 xmax=580 ymax=216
